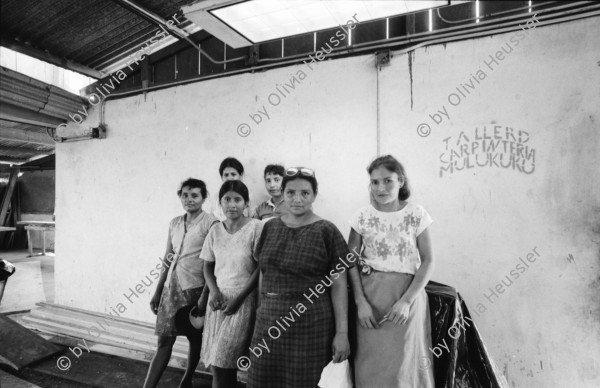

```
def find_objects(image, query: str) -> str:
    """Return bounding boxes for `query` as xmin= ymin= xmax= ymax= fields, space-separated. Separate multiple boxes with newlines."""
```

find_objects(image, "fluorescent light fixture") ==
xmin=210 ymin=0 xmax=448 ymax=43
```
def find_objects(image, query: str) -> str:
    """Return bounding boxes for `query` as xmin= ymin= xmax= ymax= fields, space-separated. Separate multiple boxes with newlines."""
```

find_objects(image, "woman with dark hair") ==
xmin=348 ymin=155 xmax=436 ymax=387
xmin=205 ymin=157 xmax=253 ymax=221
xmin=247 ymin=167 xmax=351 ymax=388
xmin=200 ymin=180 xmax=263 ymax=388
xmin=144 ymin=178 xmax=219 ymax=388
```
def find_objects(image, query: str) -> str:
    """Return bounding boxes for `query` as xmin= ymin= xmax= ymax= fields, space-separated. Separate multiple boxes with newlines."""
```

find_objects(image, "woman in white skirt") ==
xmin=348 ymin=155 xmax=436 ymax=388
xmin=200 ymin=180 xmax=263 ymax=388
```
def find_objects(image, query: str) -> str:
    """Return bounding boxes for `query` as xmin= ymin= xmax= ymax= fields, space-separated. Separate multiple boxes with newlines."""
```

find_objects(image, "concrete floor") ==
xmin=0 ymin=250 xmax=243 ymax=387
xmin=0 ymin=249 xmax=55 ymax=312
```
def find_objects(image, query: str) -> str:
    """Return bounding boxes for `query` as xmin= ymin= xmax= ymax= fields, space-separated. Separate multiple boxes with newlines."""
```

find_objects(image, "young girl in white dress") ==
xmin=200 ymin=180 xmax=263 ymax=388
xmin=348 ymin=155 xmax=436 ymax=388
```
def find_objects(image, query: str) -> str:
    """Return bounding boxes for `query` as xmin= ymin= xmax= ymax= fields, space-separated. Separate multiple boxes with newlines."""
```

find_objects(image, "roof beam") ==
xmin=112 ymin=0 xmax=199 ymax=50
xmin=0 ymin=36 xmax=105 ymax=79
xmin=0 ymin=128 xmax=54 ymax=146
xmin=0 ymin=103 xmax=65 ymax=128
xmin=182 ymin=0 xmax=252 ymax=49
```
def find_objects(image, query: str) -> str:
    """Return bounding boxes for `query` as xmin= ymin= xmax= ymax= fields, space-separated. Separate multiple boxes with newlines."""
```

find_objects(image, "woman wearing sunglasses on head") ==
xmin=246 ymin=167 xmax=352 ymax=388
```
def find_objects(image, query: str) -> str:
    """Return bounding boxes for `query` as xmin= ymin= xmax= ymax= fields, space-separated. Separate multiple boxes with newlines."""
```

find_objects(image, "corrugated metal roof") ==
xmin=0 ymin=67 xmax=81 ymax=164
xmin=0 ymin=66 xmax=85 ymax=120
xmin=0 ymin=0 xmax=198 ymax=76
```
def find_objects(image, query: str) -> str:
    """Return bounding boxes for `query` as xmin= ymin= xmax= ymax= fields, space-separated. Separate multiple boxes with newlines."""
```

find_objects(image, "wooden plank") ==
xmin=24 ymin=225 xmax=54 ymax=231
xmin=24 ymin=313 xmax=161 ymax=350
xmin=0 ymin=167 xmax=19 ymax=227
xmin=27 ymin=304 xmax=188 ymax=351
xmin=36 ymin=302 xmax=155 ymax=328
xmin=0 ymin=226 xmax=17 ymax=231
xmin=0 ymin=314 xmax=61 ymax=370
xmin=17 ymin=221 xmax=56 ymax=226
xmin=16 ymin=316 xmax=194 ymax=370
xmin=9 ymin=181 xmax=21 ymax=248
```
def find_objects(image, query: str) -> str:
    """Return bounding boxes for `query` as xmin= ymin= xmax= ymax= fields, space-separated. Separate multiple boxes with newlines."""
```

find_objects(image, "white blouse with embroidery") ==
xmin=349 ymin=202 xmax=433 ymax=275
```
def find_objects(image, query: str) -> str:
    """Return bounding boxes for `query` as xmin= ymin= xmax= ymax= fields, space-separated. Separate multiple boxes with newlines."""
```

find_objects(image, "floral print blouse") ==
xmin=349 ymin=202 xmax=433 ymax=275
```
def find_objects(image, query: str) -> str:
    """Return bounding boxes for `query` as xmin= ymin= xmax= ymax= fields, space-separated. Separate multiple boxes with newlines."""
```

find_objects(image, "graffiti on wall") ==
xmin=439 ymin=125 xmax=536 ymax=177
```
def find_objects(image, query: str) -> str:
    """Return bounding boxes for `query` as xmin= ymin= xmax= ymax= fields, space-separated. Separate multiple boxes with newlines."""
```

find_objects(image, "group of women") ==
xmin=143 ymin=155 xmax=436 ymax=388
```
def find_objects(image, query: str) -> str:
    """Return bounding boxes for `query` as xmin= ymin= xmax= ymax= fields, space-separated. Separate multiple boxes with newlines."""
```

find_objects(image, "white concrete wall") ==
xmin=56 ymin=17 xmax=600 ymax=388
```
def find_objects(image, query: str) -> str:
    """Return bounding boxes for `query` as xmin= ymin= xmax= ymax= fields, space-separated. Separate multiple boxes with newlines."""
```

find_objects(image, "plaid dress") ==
xmin=246 ymin=218 xmax=351 ymax=388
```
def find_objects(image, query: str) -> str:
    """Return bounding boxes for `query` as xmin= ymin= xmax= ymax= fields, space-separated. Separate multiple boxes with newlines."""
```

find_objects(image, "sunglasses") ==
xmin=285 ymin=167 xmax=315 ymax=178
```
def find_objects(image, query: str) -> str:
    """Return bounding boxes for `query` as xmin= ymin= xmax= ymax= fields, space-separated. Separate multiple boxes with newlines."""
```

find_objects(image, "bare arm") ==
xmin=150 ymin=230 xmax=174 ymax=314
xmin=400 ymin=228 xmax=435 ymax=304
xmin=386 ymin=227 xmax=435 ymax=325
xmin=204 ymin=260 xmax=226 ymax=310
xmin=330 ymin=268 xmax=350 ymax=363
xmin=196 ymin=220 xmax=220 ymax=312
xmin=347 ymin=229 xmax=366 ymax=302
xmin=257 ymin=271 xmax=263 ymax=308
xmin=347 ymin=228 xmax=379 ymax=329
xmin=222 ymin=267 xmax=259 ymax=315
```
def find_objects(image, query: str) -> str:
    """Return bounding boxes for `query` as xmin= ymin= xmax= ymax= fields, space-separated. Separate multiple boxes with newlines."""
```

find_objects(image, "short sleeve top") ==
xmin=348 ymin=202 xmax=432 ymax=275
xmin=256 ymin=218 xmax=352 ymax=294
xmin=168 ymin=211 xmax=219 ymax=290
xmin=200 ymin=219 xmax=263 ymax=289
xmin=252 ymin=198 xmax=289 ymax=221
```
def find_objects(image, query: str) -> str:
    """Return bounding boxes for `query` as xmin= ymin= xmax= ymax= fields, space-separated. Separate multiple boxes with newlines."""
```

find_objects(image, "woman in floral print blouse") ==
xmin=347 ymin=155 xmax=436 ymax=388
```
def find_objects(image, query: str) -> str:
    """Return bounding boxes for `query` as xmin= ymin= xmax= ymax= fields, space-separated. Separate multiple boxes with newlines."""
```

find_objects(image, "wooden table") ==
xmin=17 ymin=222 xmax=55 ymax=257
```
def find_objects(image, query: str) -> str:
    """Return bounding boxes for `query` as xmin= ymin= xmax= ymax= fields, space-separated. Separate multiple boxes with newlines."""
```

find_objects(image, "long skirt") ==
xmin=355 ymin=271 xmax=435 ymax=388
xmin=155 ymin=272 xmax=202 ymax=336
xmin=200 ymin=287 xmax=257 ymax=369
xmin=246 ymin=293 xmax=334 ymax=388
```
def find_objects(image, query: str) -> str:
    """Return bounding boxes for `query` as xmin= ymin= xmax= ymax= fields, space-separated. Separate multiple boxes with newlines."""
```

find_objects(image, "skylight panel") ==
xmin=211 ymin=0 xmax=448 ymax=43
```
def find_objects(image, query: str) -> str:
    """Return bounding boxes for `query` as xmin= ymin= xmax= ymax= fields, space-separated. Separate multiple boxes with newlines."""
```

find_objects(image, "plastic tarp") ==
xmin=426 ymin=281 xmax=509 ymax=388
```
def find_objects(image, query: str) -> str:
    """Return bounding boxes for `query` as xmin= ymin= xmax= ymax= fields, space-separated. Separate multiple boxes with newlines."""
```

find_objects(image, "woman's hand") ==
xmin=222 ymin=296 xmax=243 ymax=315
xmin=208 ymin=290 xmax=227 ymax=311
xmin=332 ymin=332 xmax=350 ymax=363
xmin=196 ymin=291 xmax=209 ymax=313
xmin=150 ymin=292 xmax=161 ymax=315
xmin=385 ymin=298 xmax=412 ymax=325
xmin=356 ymin=298 xmax=379 ymax=329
